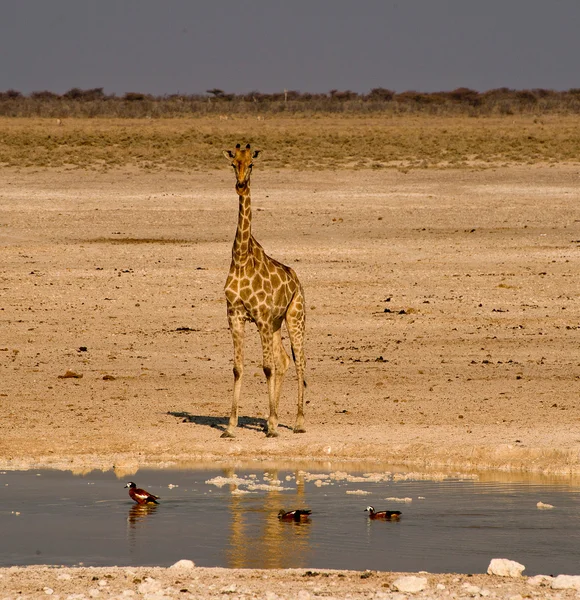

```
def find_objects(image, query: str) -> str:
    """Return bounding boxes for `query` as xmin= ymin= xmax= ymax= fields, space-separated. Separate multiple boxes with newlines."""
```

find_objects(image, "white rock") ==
xmin=220 ymin=584 xmax=236 ymax=593
xmin=462 ymin=583 xmax=481 ymax=595
xmin=138 ymin=578 xmax=162 ymax=594
xmin=169 ymin=559 xmax=195 ymax=570
xmin=297 ymin=591 xmax=311 ymax=600
xmin=43 ymin=588 xmax=54 ymax=595
xmin=536 ymin=501 xmax=554 ymax=509
xmin=487 ymin=558 xmax=525 ymax=577
xmin=57 ymin=573 xmax=72 ymax=580
xmin=527 ymin=574 xmax=553 ymax=586
xmin=551 ymin=574 xmax=580 ymax=590
xmin=392 ymin=576 xmax=428 ymax=593
xmin=436 ymin=583 xmax=446 ymax=590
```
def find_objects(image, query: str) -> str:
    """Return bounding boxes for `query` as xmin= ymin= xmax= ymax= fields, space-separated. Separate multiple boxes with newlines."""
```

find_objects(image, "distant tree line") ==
xmin=1 ymin=86 xmax=580 ymax=117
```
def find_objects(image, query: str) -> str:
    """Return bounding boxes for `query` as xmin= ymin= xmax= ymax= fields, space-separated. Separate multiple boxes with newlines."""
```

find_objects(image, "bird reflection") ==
xmin=126 ymin=503 xmax=159 ymax=552
xmin=127 ymin=502 xmax=159 ymax=527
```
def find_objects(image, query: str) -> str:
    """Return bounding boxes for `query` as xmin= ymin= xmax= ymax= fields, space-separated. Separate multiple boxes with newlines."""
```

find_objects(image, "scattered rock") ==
xmin=462 ymin=582 xmax=481 ymax=595
xmin=102 ymin=374 xmax=116 ymax=381
xmin=527 ymin=574 xmax=553 ymax=586
xmin=487 ymin=558 xmax=525 ymax=577
xmin=392 ymin=575 xmax=428 ymax=593
xmin=536 ymin=501 xmax=554 ymax=509
xmin=58 ymin=370 xmax=83 ymax=379
xmin=137 ymin=577 xmax=162 ymax=594
xmin=169 ymin=559 xmax=195 ymax=570
xmin=551 ymin=574 xmax=580 ymax=590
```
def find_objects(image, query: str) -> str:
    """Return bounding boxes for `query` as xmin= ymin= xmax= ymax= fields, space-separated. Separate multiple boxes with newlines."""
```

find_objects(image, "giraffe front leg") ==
xmin=222 ymin=313 xmax=245 ymax=438
xmin=258 ymin=323 xmax=278 ymax=438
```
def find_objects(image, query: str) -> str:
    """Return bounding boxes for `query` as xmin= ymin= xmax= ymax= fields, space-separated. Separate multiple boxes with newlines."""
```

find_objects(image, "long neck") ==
xmin=232 ymin=188 xmax=252 ymax=262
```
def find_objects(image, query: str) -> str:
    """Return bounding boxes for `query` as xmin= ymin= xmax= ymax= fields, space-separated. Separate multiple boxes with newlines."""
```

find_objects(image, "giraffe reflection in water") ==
xmin=225 ymin=469 xmax=312 ymax=569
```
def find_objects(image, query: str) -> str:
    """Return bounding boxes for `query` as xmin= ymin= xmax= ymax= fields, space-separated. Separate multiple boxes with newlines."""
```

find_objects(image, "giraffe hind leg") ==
xmin=273 ymin=325 xmax=291 ymax=421
xmin=286 ymin=297 xmax=307 ymax=434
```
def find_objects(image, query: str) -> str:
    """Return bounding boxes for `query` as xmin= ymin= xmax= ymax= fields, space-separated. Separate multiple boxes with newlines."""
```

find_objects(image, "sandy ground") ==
xmin=2 ymin=564 xmax=578 ymax=599
xmin=0 ymin=165 xmax=579 ymax=596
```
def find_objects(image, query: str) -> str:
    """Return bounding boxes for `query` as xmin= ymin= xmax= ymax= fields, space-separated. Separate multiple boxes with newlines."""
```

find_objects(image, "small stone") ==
xmin=487 ymin=558 xmax=525 ymax=577
xmin=536 ymin=501 xmax=554 ymax=509
xmin=220 ymin=583 xmax=236 ymax=593
xmin=392 ymin=576 xmax=428 ymax=593
xmin=57 ymin=573 xmax=72 ymax=580
xmin=43 ymin=588 xmax=54 ymax=595
xmin=169 ymin=559 xmax=195 ymax=570
xmin=551 ymin=574 xmax=580 ymax=590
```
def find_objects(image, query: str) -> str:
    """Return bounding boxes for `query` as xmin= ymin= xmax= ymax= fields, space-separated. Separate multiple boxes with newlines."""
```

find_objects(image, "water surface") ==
xmin=1 ymin=467 xmax=579 ymax=575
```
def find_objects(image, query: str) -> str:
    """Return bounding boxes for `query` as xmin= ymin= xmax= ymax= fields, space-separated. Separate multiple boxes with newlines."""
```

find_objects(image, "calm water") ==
xmin=1 ymin=467 xmax=579 ymax=575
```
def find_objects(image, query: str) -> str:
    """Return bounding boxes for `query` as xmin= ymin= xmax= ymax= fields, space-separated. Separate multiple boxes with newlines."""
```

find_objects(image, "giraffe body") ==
xmin=222 ymin=143 xmax=306 ymax=438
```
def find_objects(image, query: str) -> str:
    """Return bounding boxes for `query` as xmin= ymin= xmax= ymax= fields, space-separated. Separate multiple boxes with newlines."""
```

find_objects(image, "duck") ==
xmin=278 ymin=509 xmax=312 ymax=521
xmin=124 ymin=481 xmax=160 ymax=505
xmin=365 ymin=506 xmax=401 ymax=520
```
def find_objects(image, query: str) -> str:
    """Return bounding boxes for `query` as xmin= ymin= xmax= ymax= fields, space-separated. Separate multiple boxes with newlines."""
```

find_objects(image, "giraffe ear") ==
xmin=223 ymin=150 xmax=234 ymax=160
xmin=252 ymin=150 xmax=261 ymax=159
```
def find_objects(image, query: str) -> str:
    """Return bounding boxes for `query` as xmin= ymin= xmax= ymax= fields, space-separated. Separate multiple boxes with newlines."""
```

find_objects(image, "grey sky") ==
xmin=2 ymin=1 xmax=579 ymax=96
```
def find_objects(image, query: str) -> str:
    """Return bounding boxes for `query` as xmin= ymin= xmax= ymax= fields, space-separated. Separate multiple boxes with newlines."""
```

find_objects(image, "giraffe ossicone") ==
xmin=221 ymin=143 xmax=307 ymax=438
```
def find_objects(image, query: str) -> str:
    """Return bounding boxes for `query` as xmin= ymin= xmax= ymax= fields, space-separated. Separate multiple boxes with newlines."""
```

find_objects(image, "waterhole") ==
xmin=1 ymin=466 xmax=579 ymax=575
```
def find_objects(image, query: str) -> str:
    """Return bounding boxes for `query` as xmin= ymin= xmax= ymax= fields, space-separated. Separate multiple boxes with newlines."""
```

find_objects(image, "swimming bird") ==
xmin=365 ymin=506 xmax=401 ymax=520
xmin=125 ymin=481 xmax=159 ymax=505
xmin=278 ymin=509 xmax=312 ymax=521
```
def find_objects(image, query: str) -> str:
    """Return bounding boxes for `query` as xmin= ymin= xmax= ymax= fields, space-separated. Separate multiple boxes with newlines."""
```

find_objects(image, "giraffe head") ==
xmin=223 ymin=143 xmax=261 ymax=193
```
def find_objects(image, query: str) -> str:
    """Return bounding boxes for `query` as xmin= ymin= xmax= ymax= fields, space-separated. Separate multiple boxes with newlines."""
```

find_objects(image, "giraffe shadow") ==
xmin=167 ymin=411 xmax=292 ymax=433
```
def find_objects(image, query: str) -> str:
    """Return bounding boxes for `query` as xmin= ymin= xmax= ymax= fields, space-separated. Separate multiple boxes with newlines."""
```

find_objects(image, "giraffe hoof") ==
xmin=266 ymin=430 xmax=280 ymax=438
xmin=220 ymin=430 xmax=236 ymax=439
xmin=293 ymin=427 xmax=306 ymax=434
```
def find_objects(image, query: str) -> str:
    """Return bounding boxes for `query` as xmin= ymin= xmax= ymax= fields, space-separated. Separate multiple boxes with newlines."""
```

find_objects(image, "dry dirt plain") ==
xmin=1 ymin=163 xmax=579 ymax=474
xmin=0 ymin=159 xmax=579 ymax=597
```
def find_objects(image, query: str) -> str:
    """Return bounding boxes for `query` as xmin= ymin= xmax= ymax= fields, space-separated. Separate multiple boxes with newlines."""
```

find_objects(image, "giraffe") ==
xmin=221 ymin=143 xmax=306 ymax=438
